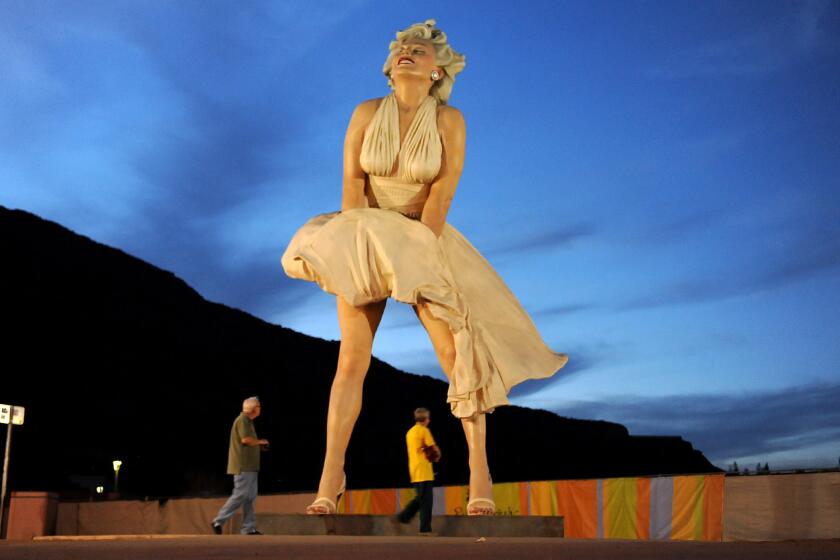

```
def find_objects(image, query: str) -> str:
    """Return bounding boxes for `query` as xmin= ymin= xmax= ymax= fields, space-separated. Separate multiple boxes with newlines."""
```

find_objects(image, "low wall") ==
xmin=57 ymin=492 xmax=316 ymax=536
xmin=6 ymin=492 xmax=59 ymax=540
xmin=723 ymin=471 xmax=840 ymax=541
xmin=52 ymin=471 xmax=840 ymax=541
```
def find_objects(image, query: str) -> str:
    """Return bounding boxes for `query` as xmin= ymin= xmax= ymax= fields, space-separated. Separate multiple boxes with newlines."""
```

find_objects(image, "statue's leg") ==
xmin=314 ymin=295 xmax=387 ymax=504
xmin=414 ymin=303 xmax=493 ymax=503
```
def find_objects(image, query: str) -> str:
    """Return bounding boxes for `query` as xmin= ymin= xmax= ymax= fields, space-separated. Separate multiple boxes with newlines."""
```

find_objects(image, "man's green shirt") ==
xmin=227 ymin=413 xmax=260 ymax=475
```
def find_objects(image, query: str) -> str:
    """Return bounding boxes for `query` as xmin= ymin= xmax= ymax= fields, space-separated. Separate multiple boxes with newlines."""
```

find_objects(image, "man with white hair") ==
xmin=211 ymin=396 xmax=269 ymax=535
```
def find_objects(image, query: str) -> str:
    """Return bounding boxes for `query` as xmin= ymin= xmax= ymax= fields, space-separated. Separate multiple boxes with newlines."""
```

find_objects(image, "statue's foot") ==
xmin=305 ymin=472 xmax=346 ymax=515
xmin=467 ymin=498 xmax=496 ymax=516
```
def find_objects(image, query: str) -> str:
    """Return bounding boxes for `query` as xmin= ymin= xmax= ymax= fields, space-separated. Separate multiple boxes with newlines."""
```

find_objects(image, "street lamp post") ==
xmin=112 ymin=460 xmax=122 ymax=494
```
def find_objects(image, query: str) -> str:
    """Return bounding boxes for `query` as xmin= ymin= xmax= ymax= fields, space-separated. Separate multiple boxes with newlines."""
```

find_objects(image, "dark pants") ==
xmin=398 ymin=480 xmax=434 ymax=532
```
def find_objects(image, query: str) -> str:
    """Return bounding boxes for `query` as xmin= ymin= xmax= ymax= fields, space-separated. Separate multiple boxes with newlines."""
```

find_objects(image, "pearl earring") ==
xmin=431 ymin=70 xmax=440 ymax=81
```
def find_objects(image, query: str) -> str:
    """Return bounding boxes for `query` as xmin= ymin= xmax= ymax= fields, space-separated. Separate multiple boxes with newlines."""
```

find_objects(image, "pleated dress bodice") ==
xmin=360 ymin=93 xmax=441 ymax=220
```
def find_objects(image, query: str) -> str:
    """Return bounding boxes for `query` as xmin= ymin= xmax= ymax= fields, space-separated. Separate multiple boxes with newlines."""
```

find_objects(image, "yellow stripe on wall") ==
xmin=693 ymin=476 xmax=705 ymax=541
xmin=492 ymin=482 xmax=523 ymax=516
xmin=529 ymin=481 xmax=557 ymax=515
xmin=604 ymin=478 xmax=638 ymax=539
xmin=672 ymin=475 xmax=704 ymax=540
xmin=336 ymin=490 xmax=349 ymax=514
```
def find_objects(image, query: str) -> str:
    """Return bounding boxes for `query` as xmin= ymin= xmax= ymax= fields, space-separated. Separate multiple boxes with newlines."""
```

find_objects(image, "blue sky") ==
xmin=2 ymin=0 xmax=839 ymax=471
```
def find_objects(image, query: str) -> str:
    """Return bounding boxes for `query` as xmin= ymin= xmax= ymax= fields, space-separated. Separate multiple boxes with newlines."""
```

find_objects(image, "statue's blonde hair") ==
xmin=383 ymin=19 xmax=466 ymax=105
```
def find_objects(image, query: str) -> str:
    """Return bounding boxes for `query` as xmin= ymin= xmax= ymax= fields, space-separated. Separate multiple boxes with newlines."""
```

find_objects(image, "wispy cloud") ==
xmin=647 ymin=1 xmax=840 ymax=79
xmin=646 ymin=209 xmax=726 ymax=240
xmin=383 ymin=355 xmax=444 ymax=379
xmin=483 ymin=223 xmax=595 ymax=257
xmin=221 ymin=255 xmax=320 ymax=319
xmin=795 ymin=0 xmax=840 ymax=51
xmin=381 ymin=318 xmax=425 ymax=330
xmin=532 ymin=303 xmax=596 ymax=318
xmin=621 ymin=215 xmax=840 ymax=310
xmin=0 ymin=2 xmax=369 ymax=324
xmin=553 ymin=382 xmax=840 ymax=466
xmin=509 ymin=347 xmax=602 ymax=399
xmin=386 ymin=345 xmax=597 ymax=398
xmin=649 ymin=34 xmax=786 ymax=78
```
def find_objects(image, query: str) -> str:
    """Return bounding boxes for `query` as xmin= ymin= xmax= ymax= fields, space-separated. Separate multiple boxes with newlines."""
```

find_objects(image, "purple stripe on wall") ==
xmin=650 ymin=477 xmax=673 ymax=540
xmin=433 ymin=486 xmax=445 ymax=516
xmin=596 ymin=479 xmax=604 ymax=538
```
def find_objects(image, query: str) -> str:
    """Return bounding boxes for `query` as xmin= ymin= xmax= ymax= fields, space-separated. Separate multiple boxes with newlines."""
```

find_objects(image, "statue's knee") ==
xmin=336 ymin=353 xmax=369 ymax=380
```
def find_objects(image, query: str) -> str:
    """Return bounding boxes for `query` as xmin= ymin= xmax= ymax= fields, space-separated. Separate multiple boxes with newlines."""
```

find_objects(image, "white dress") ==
xmin=282 ymin=93 xmax=567 ymax=418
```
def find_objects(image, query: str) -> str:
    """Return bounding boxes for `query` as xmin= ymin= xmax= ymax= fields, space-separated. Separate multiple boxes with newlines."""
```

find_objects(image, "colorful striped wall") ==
xmin=337 ymin=474 xmax=724 ymax=541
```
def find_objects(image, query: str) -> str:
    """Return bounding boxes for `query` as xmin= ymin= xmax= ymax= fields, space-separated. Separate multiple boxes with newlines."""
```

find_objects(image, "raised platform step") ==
xmin=251 ymin=514 xmax=564 ymax=537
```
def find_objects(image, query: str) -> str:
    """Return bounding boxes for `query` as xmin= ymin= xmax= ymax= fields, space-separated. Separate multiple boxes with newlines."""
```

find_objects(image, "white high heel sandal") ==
xmin=467 ymin=497 xmax=496 ymax=516
xmin=305 ymin=473 xmax=346 ymax=515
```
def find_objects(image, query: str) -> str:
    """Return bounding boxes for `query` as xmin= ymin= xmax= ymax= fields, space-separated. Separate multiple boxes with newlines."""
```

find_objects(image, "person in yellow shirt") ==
xmin=396 ymin=408 xmax=439 ymax=534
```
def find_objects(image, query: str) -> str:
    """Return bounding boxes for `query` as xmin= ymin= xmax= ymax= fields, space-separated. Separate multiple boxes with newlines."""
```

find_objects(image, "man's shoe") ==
xmin=245 ymin=530 xmax=263 ymax=535
xmin=211 ymin=523 xmax=222 ymax=535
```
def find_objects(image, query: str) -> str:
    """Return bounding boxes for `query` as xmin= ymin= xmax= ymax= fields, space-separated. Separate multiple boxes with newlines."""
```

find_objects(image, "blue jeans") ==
xmin=213 ymin=471 xmax=259 ymax=533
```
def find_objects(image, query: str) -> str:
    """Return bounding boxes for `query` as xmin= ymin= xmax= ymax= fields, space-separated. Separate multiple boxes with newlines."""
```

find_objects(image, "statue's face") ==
xmin=390 ymin=40 xmax=440 ymax=82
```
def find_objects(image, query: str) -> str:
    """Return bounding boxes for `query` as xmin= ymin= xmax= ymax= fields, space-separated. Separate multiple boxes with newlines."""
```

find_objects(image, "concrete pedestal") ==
xmin=240 ymin=514 xmax=564 ymax=537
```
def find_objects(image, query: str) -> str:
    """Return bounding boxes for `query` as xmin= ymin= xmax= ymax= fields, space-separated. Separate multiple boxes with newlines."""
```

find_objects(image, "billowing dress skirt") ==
xmin=281 ymin=192 xmax=567 ymax=419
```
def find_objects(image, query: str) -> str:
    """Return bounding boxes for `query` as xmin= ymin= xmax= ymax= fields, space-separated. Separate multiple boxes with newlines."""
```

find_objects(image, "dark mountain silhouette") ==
xmin=0 ymin=206 xmax=720 ymax=499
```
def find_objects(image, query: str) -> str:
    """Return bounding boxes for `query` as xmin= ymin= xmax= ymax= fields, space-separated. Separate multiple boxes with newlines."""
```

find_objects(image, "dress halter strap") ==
xmin=360 ymin=93 xmax=442 ymax=184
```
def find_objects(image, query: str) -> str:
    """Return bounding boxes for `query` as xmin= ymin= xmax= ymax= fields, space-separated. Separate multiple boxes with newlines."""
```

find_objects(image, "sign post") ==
xmin=0 ymin=404 xmax=25 ymax=539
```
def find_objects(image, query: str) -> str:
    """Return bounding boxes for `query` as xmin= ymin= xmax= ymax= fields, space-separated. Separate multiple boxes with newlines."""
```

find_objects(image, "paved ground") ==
xmin=1 ymin=536 xmax=840 ymax=560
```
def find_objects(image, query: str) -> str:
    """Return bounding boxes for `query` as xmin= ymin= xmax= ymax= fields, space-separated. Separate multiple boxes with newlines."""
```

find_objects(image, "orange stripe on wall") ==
xmin=556 ymin=480 xmax=598 ymax=538
xmin=444 ymin=485 xmax=467 ymax=515
xmin=637 ymin=478 xmax=651 ymax=540
xmin=702 ymin=475 xmax=724 ymax=541
xmin=370 ymin=489 xmax=396 ymax=515
xmin=399 ymin=488 xmax=415 ymax=513
xmin=519 ymin=482 xmax=530 ymax=516
xmin=349 ymin=490 xmax=371 ymax=514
